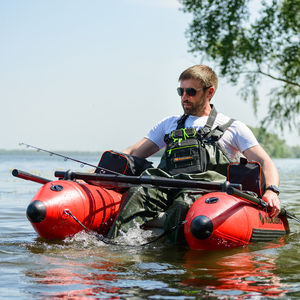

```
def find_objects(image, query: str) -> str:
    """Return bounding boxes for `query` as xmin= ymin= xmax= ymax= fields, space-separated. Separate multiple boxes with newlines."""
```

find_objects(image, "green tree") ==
xmin=290 ymin=145 xmax=300 ymax=158
xmin=249 ymin=126 xmax=291 ymax=157
xmin=180 ymin=0 xmax=300 ymax=130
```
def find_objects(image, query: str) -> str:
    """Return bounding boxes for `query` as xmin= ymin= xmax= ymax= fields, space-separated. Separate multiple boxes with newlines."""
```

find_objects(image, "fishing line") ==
xmin=19 ymin=142 xmax=122 ymax=175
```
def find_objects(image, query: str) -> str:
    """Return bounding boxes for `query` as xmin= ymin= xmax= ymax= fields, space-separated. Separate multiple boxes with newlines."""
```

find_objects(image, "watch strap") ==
xmin=266 ymin=185 xmax=280 ymax=195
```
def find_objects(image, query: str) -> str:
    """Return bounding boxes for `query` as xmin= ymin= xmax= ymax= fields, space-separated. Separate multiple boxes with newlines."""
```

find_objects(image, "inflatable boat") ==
xmin=12 ymin=169 xmax=290 ymax=250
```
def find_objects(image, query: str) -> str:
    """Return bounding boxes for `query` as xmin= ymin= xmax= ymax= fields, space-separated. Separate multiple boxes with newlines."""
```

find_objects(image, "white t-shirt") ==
xmin=146 ymin=113 xmax=258 ymax=161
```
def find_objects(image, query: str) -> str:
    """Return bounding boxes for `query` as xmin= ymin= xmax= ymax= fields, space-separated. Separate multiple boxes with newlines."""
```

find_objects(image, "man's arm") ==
xmin=243 ymin=144 xmax=280 ymax=217
xmin=123 ymin=137 xmax=160 ymax=158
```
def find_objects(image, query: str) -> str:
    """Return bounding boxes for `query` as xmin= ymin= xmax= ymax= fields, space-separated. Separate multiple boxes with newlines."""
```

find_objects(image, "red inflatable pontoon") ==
xmin=184 ymin=192 xmax=289 ymax=250
xmin=26 ymin=180 xmax=122 ymax=240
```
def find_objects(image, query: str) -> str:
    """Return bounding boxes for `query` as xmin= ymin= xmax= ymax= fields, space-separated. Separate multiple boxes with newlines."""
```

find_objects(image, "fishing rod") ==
xmin=18 ymin=142 xmax=122 ymax=175
xmin=54 ymin=170 xmax=243 ymax=191
xmin=227 ymin=186 xmax=300 ymax=224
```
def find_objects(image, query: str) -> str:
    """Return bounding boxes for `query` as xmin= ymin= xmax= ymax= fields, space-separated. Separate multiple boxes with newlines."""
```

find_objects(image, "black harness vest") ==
xmin=158 ymin=106 xmax=235 ymax=175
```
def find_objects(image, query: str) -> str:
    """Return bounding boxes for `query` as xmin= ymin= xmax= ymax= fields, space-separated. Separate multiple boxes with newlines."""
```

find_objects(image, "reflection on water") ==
xmin=183 ymin=242 xmax=290 ymax=298
xmin=26 ymin=253 xmax=121 ymax=299
xmin=1 ymin=154 xmax=300 ymax=298
xmin=24 ymin=232 xmax=182 ymax=299
xmin=25 ymin=235 xmax=119 ymax=298
xmin=21 ymin=232 xmax=294 ymax=299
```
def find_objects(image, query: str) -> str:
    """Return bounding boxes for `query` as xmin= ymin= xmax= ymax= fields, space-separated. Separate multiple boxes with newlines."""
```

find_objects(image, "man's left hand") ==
xmin=263 ymin=190 xmax=281 ymax=217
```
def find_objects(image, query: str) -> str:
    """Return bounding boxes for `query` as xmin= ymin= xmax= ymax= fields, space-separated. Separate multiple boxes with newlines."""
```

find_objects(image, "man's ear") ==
xmin=207 ymin=86 xmax=215 ymax=100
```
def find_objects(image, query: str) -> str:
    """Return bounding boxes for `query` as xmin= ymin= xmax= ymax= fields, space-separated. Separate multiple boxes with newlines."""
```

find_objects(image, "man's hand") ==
xmin=263 ymin=190 xmax=281 ymax=217
xmin=244 ymin=145 xmax=281 ymax=218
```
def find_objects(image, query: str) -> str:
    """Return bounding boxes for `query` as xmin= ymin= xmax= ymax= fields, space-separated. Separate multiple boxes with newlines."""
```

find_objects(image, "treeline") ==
xmin=250 ymin=127 xmax=300 ymax=158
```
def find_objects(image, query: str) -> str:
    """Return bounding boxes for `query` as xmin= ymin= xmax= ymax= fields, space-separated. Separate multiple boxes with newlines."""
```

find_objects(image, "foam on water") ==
xmin=69 ymin=222 xmax=160 ymax=248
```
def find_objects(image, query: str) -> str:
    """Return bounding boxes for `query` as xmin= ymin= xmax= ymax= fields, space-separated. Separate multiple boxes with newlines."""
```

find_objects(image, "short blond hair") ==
xmin=179 ymin=65 xmax=218 ymax=92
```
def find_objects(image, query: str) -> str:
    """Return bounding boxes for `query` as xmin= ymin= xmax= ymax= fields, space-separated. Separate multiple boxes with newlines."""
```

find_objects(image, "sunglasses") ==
xmin=177 ymin=87 xmax=209 ymax=96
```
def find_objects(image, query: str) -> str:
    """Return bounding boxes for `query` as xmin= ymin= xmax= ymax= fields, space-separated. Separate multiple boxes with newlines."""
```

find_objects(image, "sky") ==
xmin=0 ymin=0 xmax=298 ymax=152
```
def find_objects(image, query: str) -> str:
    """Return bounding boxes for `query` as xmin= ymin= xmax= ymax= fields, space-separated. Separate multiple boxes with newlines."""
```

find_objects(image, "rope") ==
xmin=63 ymin=209 xmax=186 ymax=247
xmin=63 ymin=209 xmax=118 ymax=245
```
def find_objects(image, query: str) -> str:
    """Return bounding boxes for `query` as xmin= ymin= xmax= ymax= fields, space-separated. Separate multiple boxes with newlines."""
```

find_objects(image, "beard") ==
xmin=182 ymin=101 xmax=197 ymax=115
xmin=181 ymin=95 xmax=206 ymax=116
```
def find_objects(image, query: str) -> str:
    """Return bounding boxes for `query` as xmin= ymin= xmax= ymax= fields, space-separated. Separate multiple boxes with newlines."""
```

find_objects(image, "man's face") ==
xmin=179 ymin=79 xmax=209 ymax=116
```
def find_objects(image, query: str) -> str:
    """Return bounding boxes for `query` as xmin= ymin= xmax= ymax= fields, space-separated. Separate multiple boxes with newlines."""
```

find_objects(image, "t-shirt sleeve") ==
xmin=229 ymin=121 xmax=259 ymax=153
xmin=146 ymin=116 xmax=178 ymax=149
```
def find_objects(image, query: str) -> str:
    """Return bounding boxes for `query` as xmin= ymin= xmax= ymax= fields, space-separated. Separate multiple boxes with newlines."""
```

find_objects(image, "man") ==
xmin=107 ymin=65 xmax=281 ymax=241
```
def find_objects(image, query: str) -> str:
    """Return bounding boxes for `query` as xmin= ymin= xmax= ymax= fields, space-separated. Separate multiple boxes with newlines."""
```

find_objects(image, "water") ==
xmin=1 ymin=151 xmax=300 ymax=299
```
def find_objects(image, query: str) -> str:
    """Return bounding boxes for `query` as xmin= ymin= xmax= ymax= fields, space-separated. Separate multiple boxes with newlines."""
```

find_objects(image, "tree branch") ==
xmin=257 ymin=69 xmax=300 ymax=87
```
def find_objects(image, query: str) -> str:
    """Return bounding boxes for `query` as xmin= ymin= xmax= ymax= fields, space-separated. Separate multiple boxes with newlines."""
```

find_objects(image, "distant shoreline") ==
xmin=1 ymin=148 xmax=299 ymax=159
xmin=0 ymin=149 xmax=164 ymax=157
xmin=0 ymin=149 xmax=101 ymax=155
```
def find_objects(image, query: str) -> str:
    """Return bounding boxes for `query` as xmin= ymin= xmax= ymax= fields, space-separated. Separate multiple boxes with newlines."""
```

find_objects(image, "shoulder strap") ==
xmin=204 ymin=105 xmax=217 ymax=129
xmin=175 ymin=105 xmax=231 ymax=139
xmin=206 ymin=118 xmax=235 ymax=141
xmin=177 ymin=105 xmax=218 ymax=131
xmin=176 ymin=114 xmax=189 ymax=129
xmin=198 ymin=105 xmax=218 ymax=135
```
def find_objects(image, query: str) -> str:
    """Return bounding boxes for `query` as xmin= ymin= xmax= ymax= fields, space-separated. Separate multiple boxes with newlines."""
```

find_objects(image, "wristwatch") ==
xmin=266 ymin=185 xmax=280 ymax=195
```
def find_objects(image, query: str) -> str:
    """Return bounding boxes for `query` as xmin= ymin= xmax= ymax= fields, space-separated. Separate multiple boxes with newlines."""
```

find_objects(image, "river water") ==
xmin=1 ymin=151 xmax=300 ymax=299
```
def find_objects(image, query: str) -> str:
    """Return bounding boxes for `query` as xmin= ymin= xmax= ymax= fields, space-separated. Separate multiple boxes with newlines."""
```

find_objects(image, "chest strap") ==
xmin=176 ymin=105 xmax=234 ymax=141
xmin=176 ymin=105 xmax=218 ymax=131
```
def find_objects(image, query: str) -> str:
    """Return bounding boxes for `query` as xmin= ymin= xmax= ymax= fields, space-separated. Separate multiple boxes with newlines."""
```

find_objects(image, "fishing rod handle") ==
xmin=54 ymin=170 xmax=75 ymax=180
xmin=54 ymin=171 xmax=65 ymax=178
